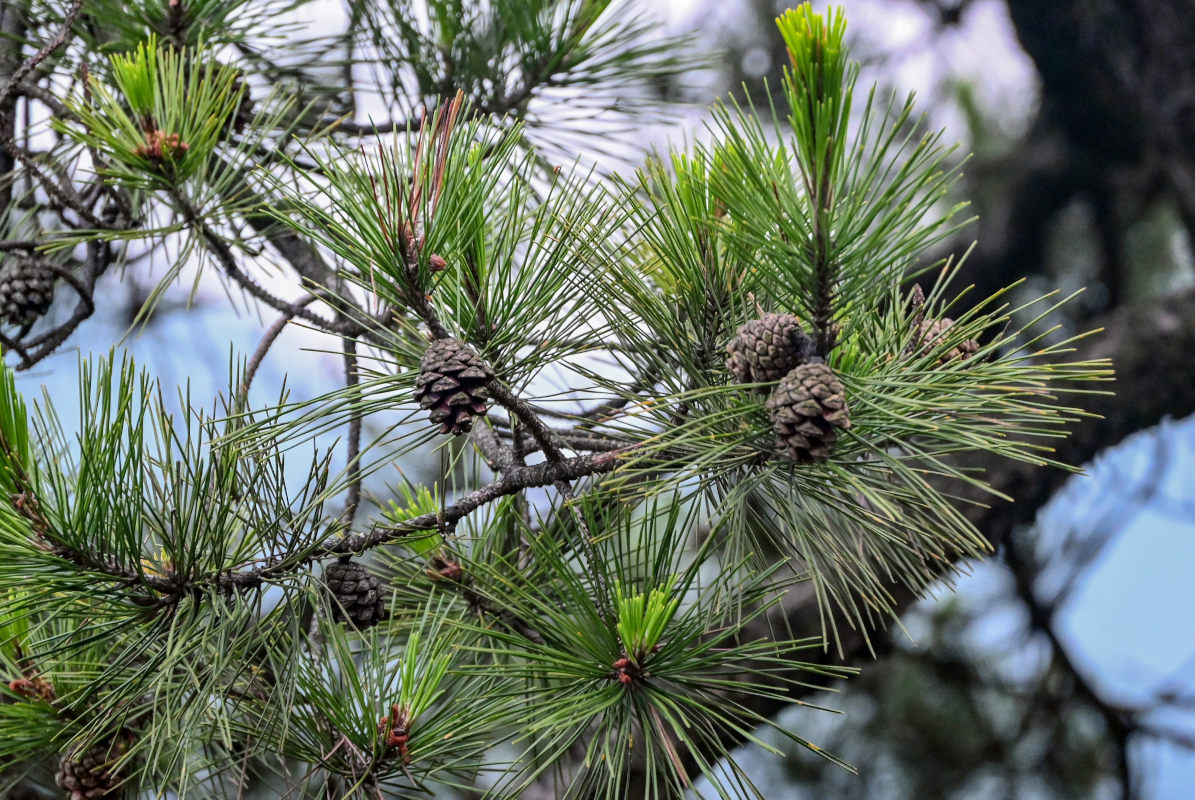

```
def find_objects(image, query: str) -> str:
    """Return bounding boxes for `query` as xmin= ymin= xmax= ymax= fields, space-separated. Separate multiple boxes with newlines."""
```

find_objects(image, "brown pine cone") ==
xmin=55 ymin=738 xmax=127 ymax=800
xmin=413 ymin=339 xmax=494 ymax=435
xmin=914 ymin=318 xmax=979 ymax=363
xmin=726 ymin=313 xmax=814 ymax=385
xmin=765 ymin=362 xmax=851 ymax=463
xmin=325 ymin=558 xmax=388 ymax=629
xmin=0 ymin=258 xmax=56 ymax=327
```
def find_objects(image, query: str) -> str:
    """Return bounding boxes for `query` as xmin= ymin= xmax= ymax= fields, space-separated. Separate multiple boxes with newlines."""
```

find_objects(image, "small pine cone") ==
xmin=915 ymin=318 xmax=979 ymax=363
xmin=765 ymin=363 xmax=851 ymax=463
xmin=726 ymin=313 xmax=814 ymax=385
xmin=325 ymin=558 xmax=387 ymax=629
xmin=0 ymin=259 xmax=56 ymax=327
xmin=55 ymin=739 xmax=127 ymax=800
xmin=414 ymin=339 xmax=494 ymax=435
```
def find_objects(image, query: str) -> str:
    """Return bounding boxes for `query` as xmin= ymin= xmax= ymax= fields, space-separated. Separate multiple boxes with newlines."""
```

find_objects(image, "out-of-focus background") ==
xmin=20 ymin=1 xmax=1195 ymax=797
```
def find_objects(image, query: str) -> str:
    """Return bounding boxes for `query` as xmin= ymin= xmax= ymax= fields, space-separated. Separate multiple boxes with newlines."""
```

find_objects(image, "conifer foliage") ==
xmin=0 ymin=2 xmax=1108 ymax=798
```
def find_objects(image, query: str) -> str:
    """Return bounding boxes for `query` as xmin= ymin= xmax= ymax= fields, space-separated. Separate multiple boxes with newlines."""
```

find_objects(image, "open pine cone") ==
xmin=726 ymin=312 xmax=814 ymax=385
xmin=325 ymin=558 xmax=388 ymax=629
xmin=414 ymin=339 xmax=494 ymax=435
xmin=765 ymin=362 xmax=851 ymax=463
xmin=0 ymin=258 xmax=56 ymax=327
xmin=55 ymin=738 xmax=127 ymax=800
xmin=913 ymin=317 xmax=980 ymax=363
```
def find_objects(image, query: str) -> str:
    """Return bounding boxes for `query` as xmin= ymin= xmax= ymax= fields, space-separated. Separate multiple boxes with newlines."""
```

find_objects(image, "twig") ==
xmin=488 ymin=416 xmax=629 ymax=453
xmin=338 ymin=335 xmax=363 ymax=528
xmin=33 ymin=449 xmax=630 ymax=600
xmin=489 ymin=382 xmax=564 ymax=461
xmin=470 ymin=420 xmax=516 ymax=473
xmin=1004 ymin=534 xmax=1136 ymax=793
xmin=239 ymin=296 xmax=318 ymax=399
xmin=8 ymin=240 xmax=110 ymax=370
xmin=0 ymin=0 xmax=85 ymax=111
xmin=332 ymin=115 xmax=426 ymax=136
xmin=0 ymin=123 xmax=106 ymax=227
xmin=489 ymin=382 xmax=614 ymax=622
xmin=0 ymin=0 xmax=111 ymax=229
xmin=172 ymin=191 xmax=345 ymax=332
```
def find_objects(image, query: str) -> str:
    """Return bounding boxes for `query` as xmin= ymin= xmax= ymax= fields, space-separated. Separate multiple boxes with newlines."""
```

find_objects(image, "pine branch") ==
xmin=338 ymin=335 xmax=364 ymax=529
xmin=172 ymin=190 xmax=345 ymax=332
xmin=226 ymin=448 xmax=627 ymax=592
xmin=0 ymin=0 xmax=84 ymax=109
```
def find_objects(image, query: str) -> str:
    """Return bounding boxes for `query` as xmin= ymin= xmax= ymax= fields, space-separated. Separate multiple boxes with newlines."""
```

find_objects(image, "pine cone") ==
xmin=0 ymin=258 xmax=56 ymax=327
xmin=765 ymin=363 xmax=851 ymax=463
xmin=55 ymin=739 xmax=127 ymax=800
xmin=726 ymin=313 xmax=814 ymax=385
xmin=414 ymin=339 xmax=494 ymax=435
xmin=915 ymin=318 xmax=979 ymax=363
xmin=325 ymin=558 xmax=387 ymax=628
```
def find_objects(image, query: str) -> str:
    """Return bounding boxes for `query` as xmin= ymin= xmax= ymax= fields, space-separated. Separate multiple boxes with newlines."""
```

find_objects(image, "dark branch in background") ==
xmin=1002 ymin=533 xmax=1133 ymax=794
xmin=213 ymin=154 xmax=345 ymax=300
xmin=0 ymin=0 xmax=83 ymax=109
xmin=332 ymin=115 xmax=425 ymax=137
xmin=0 ymin=0 xmax=106 ymax=229
xmin=338 ymin=335 xmax=363 ymax=528
xmin=238 ymin=296 xmax=318 ymax=399
xmin=953 ymin=0 xmax=1195 ymax=322
xmin=0 ymin=1 xmax=28 ymax=218
xmin=172 ymin=191 xmax=346 ymax=332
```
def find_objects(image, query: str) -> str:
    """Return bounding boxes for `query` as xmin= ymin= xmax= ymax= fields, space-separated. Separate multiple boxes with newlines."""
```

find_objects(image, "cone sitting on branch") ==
xmin=914 ymin=317 xmax=980 ymax=364
xmin=726 ymin=312 xmax=814 ymax=385
xmin=414 ymin=338 xmax=494 ymax=435
xmin=765 ymin=362 xmax=851 ymax=463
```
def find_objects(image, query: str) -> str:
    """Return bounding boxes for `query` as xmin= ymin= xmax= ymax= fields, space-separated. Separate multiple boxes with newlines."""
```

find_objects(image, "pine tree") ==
xmin=0 ymin=2 xmax=1109 ymax=798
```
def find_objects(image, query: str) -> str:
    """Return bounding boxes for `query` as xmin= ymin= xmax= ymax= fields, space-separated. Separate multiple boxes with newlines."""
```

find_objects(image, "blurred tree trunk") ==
xmin=965 ymin=0 xmax=1195 ymax=314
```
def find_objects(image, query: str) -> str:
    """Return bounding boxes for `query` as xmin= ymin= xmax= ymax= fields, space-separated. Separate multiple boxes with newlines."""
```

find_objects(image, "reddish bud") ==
xmin=8 ymin=677 xmax=54 ymax=701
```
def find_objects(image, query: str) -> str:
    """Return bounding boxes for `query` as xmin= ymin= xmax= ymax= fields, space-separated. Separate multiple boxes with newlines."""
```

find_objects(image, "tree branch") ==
xmin=627 ymin=285 xmax=1195 ymax=792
